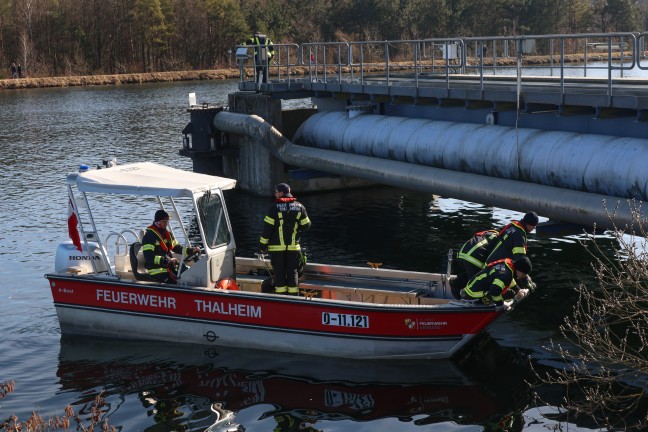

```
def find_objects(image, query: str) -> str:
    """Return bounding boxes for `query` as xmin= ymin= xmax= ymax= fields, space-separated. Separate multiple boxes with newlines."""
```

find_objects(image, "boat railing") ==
xmin=104 ymin=229 xmax=140 ymax=274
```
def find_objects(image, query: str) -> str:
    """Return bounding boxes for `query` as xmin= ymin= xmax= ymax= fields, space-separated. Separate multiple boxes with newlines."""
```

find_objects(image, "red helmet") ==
xmin=217 ymin=277 xmax=239 ymax=291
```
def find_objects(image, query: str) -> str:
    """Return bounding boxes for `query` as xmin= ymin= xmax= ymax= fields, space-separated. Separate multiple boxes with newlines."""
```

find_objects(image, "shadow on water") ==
xmin=57 ymin=335 xmax=534 ymax=431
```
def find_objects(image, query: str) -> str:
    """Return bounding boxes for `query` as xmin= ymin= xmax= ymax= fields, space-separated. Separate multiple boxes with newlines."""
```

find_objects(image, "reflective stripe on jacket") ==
xmin=457 ymin=229 xmax=498 ymax=269
xmin=486 ymin=221 xmax=528 ymax=264
xmin=260 ymin=197 xmax=310 ymax=252
xmin=142 ymin=225 xmax=186 ymax=274
xmin=464 ymin=258 xmax=515 ymax=305
xmin=244 ymin=34 xmax=274 ymax=61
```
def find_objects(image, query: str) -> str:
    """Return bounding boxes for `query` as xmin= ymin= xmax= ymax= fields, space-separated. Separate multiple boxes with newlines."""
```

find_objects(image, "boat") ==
xmin=45 ymin=161 xmax=527 ymax=360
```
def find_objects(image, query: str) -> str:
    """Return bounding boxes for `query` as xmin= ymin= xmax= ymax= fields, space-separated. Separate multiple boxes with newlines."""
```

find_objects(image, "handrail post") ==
xmin=560 ymin=37 xmax=565 ymax=102
xmin=323 ymin=45 xmax=327 ymax=83
xmin=337 ymin=45 xmax=341 ymax=82
xmin=608 ymin=37 xmax=613 ymax=105
xmin=550 ymin=38 xmax=555 ymax=77
xmin=584 ymin=37 xmax=588 ymax=77
xmin=479 ymin=40 xmax=484 ymax=91
xmin=385 ymin=42 xmax=390 ymax=86
xmin=360 ymin=45 xmax=364 ymax=85
xmin=414 ymin=41 xmax=419 ymax=87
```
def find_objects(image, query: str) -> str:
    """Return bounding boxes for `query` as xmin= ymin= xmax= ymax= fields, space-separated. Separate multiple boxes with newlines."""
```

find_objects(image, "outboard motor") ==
xmin=54 ymin=240 xmax=108 ymax=274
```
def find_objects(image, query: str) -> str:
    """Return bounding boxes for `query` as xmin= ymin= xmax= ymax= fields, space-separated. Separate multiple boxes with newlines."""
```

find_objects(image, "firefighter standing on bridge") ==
xmin=244 ymin=30 xmax=274 ymax=83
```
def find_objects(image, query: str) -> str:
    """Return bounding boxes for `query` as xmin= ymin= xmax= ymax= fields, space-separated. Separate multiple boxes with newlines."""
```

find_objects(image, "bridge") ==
xmin=181 ymin=32 xmax=648 ymax=230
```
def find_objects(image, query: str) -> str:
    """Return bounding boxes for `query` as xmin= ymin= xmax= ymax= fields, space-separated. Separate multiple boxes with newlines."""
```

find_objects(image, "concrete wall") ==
xmin=227 ymin=92 xmax=284 ymax=195
xmin=225 ymin=92 xmax=374 ymax=196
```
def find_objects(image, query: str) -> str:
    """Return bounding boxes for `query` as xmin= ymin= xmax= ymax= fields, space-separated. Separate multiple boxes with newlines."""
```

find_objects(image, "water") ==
xmin=479 ymin=60 xmax=648 ymax=79
xmin=0 ymin=80 xmax=630 ymax=431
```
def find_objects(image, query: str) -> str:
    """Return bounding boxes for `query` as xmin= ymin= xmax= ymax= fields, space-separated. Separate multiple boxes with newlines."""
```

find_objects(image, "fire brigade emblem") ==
xmin=404 ymin=319 xmax=416 ymax=329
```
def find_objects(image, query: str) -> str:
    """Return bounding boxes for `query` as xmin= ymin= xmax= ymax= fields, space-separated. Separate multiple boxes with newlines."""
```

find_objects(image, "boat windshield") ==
xmin=197 ymin=191 xmax=231 ymax=249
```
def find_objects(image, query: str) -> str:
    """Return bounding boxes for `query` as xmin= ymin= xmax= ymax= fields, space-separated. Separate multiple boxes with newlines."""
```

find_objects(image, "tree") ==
xmin=606 ymin=0 xmax=641 ymax=32
xmin=204 ymin=0 xmax=248 ymax=68
xmin=131 ymin=0 xmax=172 ymax=72
xmin=535 ymin=202 xmax=648 ymax=430
xmin=13 ymin=0 xmax=39 ymax=72
xmin=0 ymin=0 xmax=643 ymax=77
xmin=0 ymin=0 xmax=16 ymax=74
xmin=562 ymin=0 xmax=594 ymax=33
xmin=524 ymin=0 xmax=565 ymax=35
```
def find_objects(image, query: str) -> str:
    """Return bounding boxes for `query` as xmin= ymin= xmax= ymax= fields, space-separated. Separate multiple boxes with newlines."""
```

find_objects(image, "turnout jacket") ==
xmin=464 ymin=258 xmax=518 ymax=306
xmin=457 ymin=229 xmax=498 ymax=269
xmin=142 ymin=225 xmax=189 ymax=276
xmin=260 ymin=197 xmax=311 ymax=252
xmin=485 ymin=220 xmax=529 ymax=264
xmin=244 ymin=34 xmax=274 ymax=63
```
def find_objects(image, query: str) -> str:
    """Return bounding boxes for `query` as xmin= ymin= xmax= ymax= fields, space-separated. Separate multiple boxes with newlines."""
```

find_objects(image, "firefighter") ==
xmin=486 ymin=211 xmax=538 ymax=264
xmin=259 ymin=183 xmax=311 ymax=295
xmin=244 ymin=30 xmax=274 ymax=83
xmin=461 ymin=256 xmax=532 ymax=309
xmin=450 ymin=229 xmax=499 ymax=299
xmin=142 ymin=210 xmax=200 ymax=283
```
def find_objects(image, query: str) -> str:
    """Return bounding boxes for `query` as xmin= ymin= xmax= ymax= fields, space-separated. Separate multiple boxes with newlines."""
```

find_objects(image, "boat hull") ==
xmin=47 ymin=274 xmax=502 ymax=360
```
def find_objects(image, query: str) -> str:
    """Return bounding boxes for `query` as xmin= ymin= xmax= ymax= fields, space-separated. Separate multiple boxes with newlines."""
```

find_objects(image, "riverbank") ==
xmin=0 ymin=52 xmax=630 ymax=90
xmin=0 ymin=69 xmax=241 ymax=90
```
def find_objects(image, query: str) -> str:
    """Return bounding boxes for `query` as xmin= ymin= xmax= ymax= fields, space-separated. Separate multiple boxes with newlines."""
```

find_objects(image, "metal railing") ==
xmin=635 ymin=32 xmax=648 ymax=69
xmin=235 ymin=43 xmax=300 ymax=89
xmin=238 ymin=32 xmax=641 ymax=101
xmin=300 ymin=38 xmax=466 ymax=92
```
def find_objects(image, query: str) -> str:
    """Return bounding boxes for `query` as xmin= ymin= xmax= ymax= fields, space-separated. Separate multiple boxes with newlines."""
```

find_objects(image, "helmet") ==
xmin=514 ymin=257 xmax=532 ymax=275
xmin=521 ymin=211 xmax=539 ymax=226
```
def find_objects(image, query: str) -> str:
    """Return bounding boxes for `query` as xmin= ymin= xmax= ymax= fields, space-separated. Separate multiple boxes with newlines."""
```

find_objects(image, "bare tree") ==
xmin=534 ymin=200 xmax=648 ymax=430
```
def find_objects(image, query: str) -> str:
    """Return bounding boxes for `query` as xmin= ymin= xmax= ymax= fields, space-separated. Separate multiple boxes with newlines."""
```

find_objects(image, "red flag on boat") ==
xmin=68 ymin=198 xmax=82 ymax=252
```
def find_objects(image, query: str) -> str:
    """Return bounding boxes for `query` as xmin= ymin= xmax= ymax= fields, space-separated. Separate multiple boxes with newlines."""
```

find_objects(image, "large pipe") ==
xmin=214 ymin=111 xmax=643 ymax=231
xmin=296 ymin=112 xmax=648 ymax=202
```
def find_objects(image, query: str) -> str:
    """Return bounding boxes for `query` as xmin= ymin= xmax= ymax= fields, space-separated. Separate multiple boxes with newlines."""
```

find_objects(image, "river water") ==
xmin=0 ymin=80 xmax=631 ymax=431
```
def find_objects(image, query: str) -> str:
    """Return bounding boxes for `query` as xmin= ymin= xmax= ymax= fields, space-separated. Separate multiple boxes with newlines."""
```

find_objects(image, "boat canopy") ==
xmin=70 ymin=162 xmax=237 ymax=197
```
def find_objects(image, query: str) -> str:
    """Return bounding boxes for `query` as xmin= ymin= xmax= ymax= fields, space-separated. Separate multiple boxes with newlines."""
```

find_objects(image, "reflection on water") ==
xmin=56 ymin=335 xmax=531 ymax=431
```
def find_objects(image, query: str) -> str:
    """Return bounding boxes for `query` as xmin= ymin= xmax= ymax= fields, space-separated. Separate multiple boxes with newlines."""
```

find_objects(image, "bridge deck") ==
xmin=242 ymin=74 xmax=648 ymax=112
xmin=236 ymin=32 xmax=648 ymax=122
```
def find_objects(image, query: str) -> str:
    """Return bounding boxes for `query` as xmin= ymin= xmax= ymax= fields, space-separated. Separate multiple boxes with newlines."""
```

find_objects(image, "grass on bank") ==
xmin=1 ymin=380 xmax=116 ymax=432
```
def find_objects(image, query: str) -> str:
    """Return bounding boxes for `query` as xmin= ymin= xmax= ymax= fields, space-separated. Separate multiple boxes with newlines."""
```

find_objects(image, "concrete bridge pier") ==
xmin=181 ymin=92 xmax=374 ymax=196
xmin=226 ymin=93 xmax=285 ymax=195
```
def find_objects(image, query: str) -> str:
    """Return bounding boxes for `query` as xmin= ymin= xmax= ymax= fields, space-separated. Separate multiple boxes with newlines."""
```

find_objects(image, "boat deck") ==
xmin=234 ymin=257 xmax=453 ymax=306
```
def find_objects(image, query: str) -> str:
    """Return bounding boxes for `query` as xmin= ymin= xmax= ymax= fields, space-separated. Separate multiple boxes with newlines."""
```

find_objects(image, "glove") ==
xmin=516 ymin=275 xmax=536 ymax=290
xmin=496 ymin=303 xmax=512 ymax=312
xmin=515 ymin=288 xmax=529 ymax=301
xmin=259 ymin=245 xmax=268 ymax=254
